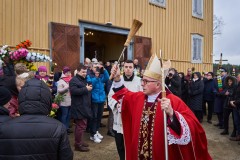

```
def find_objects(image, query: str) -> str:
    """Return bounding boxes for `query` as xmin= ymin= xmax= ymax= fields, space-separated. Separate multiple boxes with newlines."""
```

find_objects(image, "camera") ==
xmin=95 ymin=66 xmax=100 ymax=72
xmin=168 ymin=73 xmax=173 ymax=77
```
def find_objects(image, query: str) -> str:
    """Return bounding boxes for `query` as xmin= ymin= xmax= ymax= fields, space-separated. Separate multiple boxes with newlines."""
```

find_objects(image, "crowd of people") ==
xmin=166 ymin=66 xmax=240 ymax=144
xmin=0 ymin=54 xmax=239 ymax=159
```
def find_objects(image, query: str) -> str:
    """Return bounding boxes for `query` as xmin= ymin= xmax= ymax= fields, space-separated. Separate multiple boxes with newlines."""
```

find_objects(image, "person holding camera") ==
xmin=87 ymin=62 xmax=109 ymax=143
xmin=165 ymin=68 xmax=181 ymax=98
xmin=69 ymin=64 xmax=93 ymax=152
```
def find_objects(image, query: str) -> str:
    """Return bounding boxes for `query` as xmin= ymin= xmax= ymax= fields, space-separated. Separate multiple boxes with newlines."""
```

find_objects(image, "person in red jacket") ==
xmin=110 ymin=54 xmax=212 ymax=160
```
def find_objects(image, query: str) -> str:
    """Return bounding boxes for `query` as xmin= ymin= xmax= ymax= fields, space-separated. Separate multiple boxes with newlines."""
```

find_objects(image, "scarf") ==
xmin=62 ymin=76 xmax=72 ymax=83
xmin=35 ymin=75 xmax=49 ymax=81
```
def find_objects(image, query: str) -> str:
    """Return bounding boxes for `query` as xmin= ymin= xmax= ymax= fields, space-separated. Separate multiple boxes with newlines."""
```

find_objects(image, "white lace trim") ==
xmin=167 ymin=111 xmax=191 ymax=145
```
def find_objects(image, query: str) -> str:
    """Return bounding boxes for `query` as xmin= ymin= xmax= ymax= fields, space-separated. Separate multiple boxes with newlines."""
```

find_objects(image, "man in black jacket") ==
xmin=70 ymin=64 xmax=92 ymax=152
xmin=0 ymin=78 xmax=73 ymax=160
xmin=0 ymin=86 xmax=12 ymax=123
xmin=203 ymin=72 xmax=216 ymax=124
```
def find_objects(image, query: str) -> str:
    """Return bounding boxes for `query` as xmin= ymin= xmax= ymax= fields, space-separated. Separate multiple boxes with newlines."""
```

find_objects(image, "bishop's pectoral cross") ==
xmin=142 ymin=107 xmax=154 ymax=124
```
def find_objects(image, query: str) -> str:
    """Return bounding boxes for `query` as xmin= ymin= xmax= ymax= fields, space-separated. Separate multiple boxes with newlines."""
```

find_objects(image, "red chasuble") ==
xmin=113 ymin=88 xmax=212 ymax=160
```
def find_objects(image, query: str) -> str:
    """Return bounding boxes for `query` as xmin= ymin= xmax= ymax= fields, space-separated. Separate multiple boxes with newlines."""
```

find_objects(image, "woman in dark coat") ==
xmin=230 ymin=74 xmax=240 ymax=141
xmin=188 ymin=72 xmax=204 ymax=122
xmin=220 ymin=76 xmax=237 ymax=136
xmin=178 ymin=72 xmax=188 ymax=104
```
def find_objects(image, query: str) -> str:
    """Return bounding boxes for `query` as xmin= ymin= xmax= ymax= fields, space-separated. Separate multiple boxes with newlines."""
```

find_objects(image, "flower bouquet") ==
xmin=50 ymin=103 xmax=59 ymax=118
xmin=49 ymin=94 xmax=65 ymax=118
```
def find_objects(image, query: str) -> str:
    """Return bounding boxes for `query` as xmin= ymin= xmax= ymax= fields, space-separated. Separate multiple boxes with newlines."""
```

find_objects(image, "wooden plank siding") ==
xmin=0 ymin=0 xmax=213 ymax=73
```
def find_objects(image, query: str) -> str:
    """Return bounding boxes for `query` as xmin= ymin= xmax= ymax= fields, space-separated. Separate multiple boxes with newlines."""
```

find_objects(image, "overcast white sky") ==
xmin=213 ymin=0 xmax=240 ymax=65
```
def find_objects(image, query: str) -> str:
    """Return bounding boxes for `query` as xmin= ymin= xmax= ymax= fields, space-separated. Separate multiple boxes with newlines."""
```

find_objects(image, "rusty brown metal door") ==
xmin=134 ymin=36 xmax=152 ymax=69
xmin=51 ymin=22 xmax=80 ymax=73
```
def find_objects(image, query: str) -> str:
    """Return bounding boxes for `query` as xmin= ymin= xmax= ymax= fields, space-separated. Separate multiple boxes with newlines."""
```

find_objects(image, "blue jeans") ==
xmin=90 ymin=102 xmax=104 ymax=136
xmin=59 ymin=106 xmax=71 ymax=130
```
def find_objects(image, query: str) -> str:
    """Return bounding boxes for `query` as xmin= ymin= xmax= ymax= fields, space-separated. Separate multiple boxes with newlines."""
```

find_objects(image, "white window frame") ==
xmin=191 ymin=34 xmax=203 ymax=63
xmin=192 ymin=0 xmax=203 ymax=19
xmin=149 ymin=0 xmax=166 ymax=8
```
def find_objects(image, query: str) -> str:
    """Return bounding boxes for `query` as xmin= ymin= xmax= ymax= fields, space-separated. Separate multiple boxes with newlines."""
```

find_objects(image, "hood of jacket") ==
xmin=18 ymin=78 xmax=52 ymax=115
xmin=224 ymin=76 xmax=237 ymax=87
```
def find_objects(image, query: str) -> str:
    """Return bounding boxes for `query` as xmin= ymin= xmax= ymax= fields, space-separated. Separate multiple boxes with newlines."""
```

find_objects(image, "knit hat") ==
xmin=63 ymin=66 xmax=71 ymax=74
xmin=0 ymin=86 xmax=12 ymax=106
xmin=38 ymin=66 xmax=47 ymax=72
xmin=92 ymin=58 xmax=98 ymax=64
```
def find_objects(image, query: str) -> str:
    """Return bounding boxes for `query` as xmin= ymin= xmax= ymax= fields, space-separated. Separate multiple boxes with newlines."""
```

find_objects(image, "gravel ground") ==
xmin=70 ymin=115 xmax=240 ymax=160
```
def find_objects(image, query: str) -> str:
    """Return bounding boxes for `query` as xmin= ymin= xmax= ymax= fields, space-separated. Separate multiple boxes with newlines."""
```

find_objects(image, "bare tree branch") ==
xmin=213 ymin=15 xmax=225 ymax=36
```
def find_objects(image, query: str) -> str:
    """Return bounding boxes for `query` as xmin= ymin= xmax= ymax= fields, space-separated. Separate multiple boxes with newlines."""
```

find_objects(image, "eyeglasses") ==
xmin=141 ymin=79 xmax=158 ymax=85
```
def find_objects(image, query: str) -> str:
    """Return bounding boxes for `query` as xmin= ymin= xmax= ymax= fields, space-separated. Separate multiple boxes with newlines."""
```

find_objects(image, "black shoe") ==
xmin=220 ymin=130 xmax=229 ymax=135
xmin=75 ymin=145 xmax=90 ymax=152
xmin=214 ymin=123 xmax=220 ymax=127
xmin=107 ymin=131 xmax=115 ymax=137
xmin=219 ymin=126 xmax=224 ymax=129
xmin=67 ymin=129 xmax=73 ymax=134
xmin=81 ymin=142 xmax=89 ymax=147
xmin=230 ymin=135 xmax=240 ymax=141
xmin=85 ymin=128 xmax=90 ymax=133
xmin=100 ymin=123 xmax=106 ymax=127
xmin=207 ymin=120 xmax=212 ymax=124
xmin=231 ymin=131 xmax=237 ymax=138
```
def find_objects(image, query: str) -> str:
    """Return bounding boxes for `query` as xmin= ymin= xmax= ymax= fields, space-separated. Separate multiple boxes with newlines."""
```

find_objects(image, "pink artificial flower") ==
xmin=52 ymin=103 xmax=59 ymax=109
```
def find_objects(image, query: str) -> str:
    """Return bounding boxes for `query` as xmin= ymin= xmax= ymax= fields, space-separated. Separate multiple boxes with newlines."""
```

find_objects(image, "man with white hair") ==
xmin=110 ymin=54 xmax=212 ymax=160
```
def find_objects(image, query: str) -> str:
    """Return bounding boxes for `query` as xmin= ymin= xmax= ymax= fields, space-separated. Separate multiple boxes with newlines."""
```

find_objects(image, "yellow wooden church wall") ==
xmin=0 ymin=0 xmax=213 ymax=73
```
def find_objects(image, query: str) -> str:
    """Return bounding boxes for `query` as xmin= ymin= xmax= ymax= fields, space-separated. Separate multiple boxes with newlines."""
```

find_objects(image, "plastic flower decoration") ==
xmin=9 ymin=48 xmax=29 ymax=61
xmin=26 ymin=52 xmax=52 ymax=62
xmin=0 ymin=45 xmax=10 ymax=60
xmin=16 ymin=40 xmax=32 ymax=49
xmin=1 ymin=40 xmax=52 ymax=71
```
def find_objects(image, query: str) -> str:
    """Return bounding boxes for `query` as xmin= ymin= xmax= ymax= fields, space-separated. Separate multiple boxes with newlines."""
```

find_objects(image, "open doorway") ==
xmin=79 ymin=21 xmax=133 ymax=64
xmin=84 ymin=29 xmax=127 ymax=63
